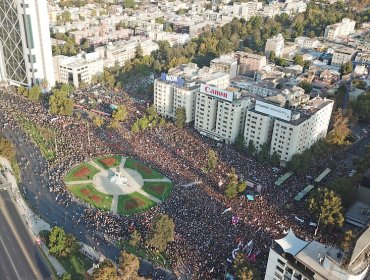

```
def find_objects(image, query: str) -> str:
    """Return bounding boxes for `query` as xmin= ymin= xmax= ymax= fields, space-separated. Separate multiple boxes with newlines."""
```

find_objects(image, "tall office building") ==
xmin=0 ymin=0 xmax=55 ymax=87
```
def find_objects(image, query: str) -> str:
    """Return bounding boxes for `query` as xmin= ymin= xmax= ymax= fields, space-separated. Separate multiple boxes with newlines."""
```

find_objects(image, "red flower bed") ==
xmin=134 ymin=162 xmax=153 ymax=175
xmin=74 ymin=166 xmax=91 ymax=178
xmin=90 ymin=195 xmax=102 ymax=203
xmin=81 ymin=188 xmax=91 ymax=196
xmin=99 ymin=157 xmax=117 ymax=167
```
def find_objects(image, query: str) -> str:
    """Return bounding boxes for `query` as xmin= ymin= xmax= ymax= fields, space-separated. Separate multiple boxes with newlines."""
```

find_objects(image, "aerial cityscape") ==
xmin=0 ymin=0 xmax=369 ymax=279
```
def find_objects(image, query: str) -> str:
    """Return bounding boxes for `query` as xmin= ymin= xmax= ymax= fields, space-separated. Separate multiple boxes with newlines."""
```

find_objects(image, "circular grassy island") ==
xmin=64 ymin=155 xmax=172 ymax=215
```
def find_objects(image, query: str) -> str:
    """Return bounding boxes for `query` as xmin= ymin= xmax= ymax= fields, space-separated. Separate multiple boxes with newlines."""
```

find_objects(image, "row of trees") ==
xmin=92 ymin=214 xmax=175 ymax=279
xmin=131 ymin=106 xmax=166 ymax=133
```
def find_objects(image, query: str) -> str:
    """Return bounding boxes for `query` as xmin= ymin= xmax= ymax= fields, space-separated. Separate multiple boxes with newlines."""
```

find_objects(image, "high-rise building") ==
xmin=265 ymin=227 xmax=370 ymax=280
xmin=0 ymin=0 xmax=55 ymax=88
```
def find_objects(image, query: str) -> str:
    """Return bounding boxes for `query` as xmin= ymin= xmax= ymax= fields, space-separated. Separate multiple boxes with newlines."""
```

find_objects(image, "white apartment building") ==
xmin=331 ymin=47 xmax=357 ymax=67
xmin=53 ymin=52 xmax=104 ymax=88
xmin=154 ymin=63 xmax=229 ymax=123
xmin=324 ymin=18 xmax=356 ymax=40
xmin=234 ymin=51 xmax=267 ymax=76
xmin=294 ymin=37 xmax=320 ymax=49
xmin=210 ymin=55 xmax=238 ymax=78
xmin=265 ymin=34 xmax=285 ymax=57
xmin=95 ymin=38 xmax=159 ymax=67
xmin=233 ymin=1 xmax=263 ymax=20
xmin=243 ymin=97 xmax=333 ymax=162
xmin=195 ymin=84 xmax=252 ymax=143
xmin=0 ymin=0 xmax=55 ymax=87
xmin=265 ymin=228 xmax=369 ymax=280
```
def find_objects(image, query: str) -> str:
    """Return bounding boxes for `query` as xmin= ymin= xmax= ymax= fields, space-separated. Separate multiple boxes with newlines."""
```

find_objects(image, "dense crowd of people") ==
xmin=0 ymin=86 xmax=351 ymax=279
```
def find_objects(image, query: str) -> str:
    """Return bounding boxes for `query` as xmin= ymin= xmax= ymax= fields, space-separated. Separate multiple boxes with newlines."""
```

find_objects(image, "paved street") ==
xmin=0 ymin=93 xmax=174 ymax=279
xmin=0 ymin=190 xmax=52 ymax=280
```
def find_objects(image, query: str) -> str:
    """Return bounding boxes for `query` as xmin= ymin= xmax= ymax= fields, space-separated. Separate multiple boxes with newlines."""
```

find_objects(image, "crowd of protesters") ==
xmin=0 ymin=86 xmax=348 ymax=279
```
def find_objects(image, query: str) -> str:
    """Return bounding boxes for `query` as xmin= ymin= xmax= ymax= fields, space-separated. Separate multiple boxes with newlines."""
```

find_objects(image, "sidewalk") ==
xmin=0 ymin=156 xmax=66 ymax=277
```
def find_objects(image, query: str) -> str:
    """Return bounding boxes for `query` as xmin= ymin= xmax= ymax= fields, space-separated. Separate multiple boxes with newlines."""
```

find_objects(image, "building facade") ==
xmin=243 ymin=98 xmax=333 ymax=162
xmin=53 ymin=52 xmax=104 ymax=88
xmin=265 ymin=228 xmax=369 ymax=280
xmin=324 ymin=18 xmax=356 ymax=40
xmin=265 ymin=34 xmax=285 ymax=57
xmin=0 ymin=0 xmax=55 ymax=87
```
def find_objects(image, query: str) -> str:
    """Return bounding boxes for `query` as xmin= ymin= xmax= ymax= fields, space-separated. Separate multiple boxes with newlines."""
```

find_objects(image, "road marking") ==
xmin=1 ymin=200 xmax=41 ymax=279
xmin=0 ymin=231 xmax=22 ymax=280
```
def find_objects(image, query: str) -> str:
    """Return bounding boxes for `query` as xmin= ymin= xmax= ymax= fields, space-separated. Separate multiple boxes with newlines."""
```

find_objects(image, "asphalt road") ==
xmin=0 ymin=93 xmax=174 ymax=279
xmin=0 ymin=190 xmax=52 ymax=280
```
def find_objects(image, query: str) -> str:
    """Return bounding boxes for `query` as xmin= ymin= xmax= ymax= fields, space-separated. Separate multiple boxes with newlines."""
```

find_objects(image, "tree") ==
xmin=117 ymin=252 xmax=143 ymax=280
xmin=28 ymin=85 xmax=42 ymax=102
xmin=49 ymin=88 xmax=74 ymax=116
xmin=353 ymin=79 xmax=367 ymax=90
xmin=60 ymin=273 xmax=72 ymax=280
xmin=327 ymin=177 xmax=356 ymax=208
xmin=326 ymin=109 xmax=351 ymax=145
xmin=299 ymin=80 xmax=313 ymax=94
xmin=48 ymin=226 xmax=78 ymax=258
xmin=234 ymin=133 xmax=245 ymax=152
xmin=233 ymin=252 xmax=261 ymax=280
xmin=40 ymin=79 xmax=49 ymax=92
xmin=340 ymin=61 xmax=353 ymax=76
xmin=92 ymin=115 xmax=104 ymax=127
xmin=269 ymin=51 xmax=276 ymax=62
xmin=0 ymin=136 xmax=16 ymax=159
xmin=129 ymin=230 xmax=141 ymax=247
xmin=155 ymin=17 xmax=165 ymax=24
xmin=341 ymin=230 xmax=353 ymax=252
xmin=237 ymin=181 xmax=247 ymax=193
xmin=271 ymin=151 xmax=280 ymax=166
xmin=352 ymin=91 xmax=370 ymax=123
xmin=257 ymin=143 xmax=270 ymax=162
xmin=225 ymin=168 xmax=239 ymax=198
xmin=246 ymin=141 xmax=256 ymax=156
xmin=17 ymin=86 xmax=26 ymax=95
xmin=293 ymin=54 xmax=304 ymax=66
xmin=205 ymin=149 xmax=218 ymax=173
xmin=146 ymin=214 xmax=175 ymax=252
xmin=288 ymin=150 xmax=312 ymax=174
xmin=93 ymin=259 xmax=118 ymax=280
xmin=175 ymin=107 xmax=186 ymax=128
xmin=308 ymin=188 xmax=344 ymax=231
xmin=164 ymin=26 xmax=172 ymax=32
xmin=135 ymin=43 xmax=143 ymax=59
xmin=112 ymin=105 xmax=128 ymax=122
xmin=123 ymin=0 xmax=135 ymax=9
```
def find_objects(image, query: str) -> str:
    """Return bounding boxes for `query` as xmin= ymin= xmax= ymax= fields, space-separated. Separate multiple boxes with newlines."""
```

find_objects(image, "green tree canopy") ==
xmin=28 ymin=85 xmax=42 ymax=102
xmin=308 ymin=188 xmax=344 ymax=230
xmin=299 ymin=80 xmax=313 ymax=94
xmin=93 ymin=259 xmax=117 ymax=280
xmin=326 ymin=109 xmax=351 ymax=145
xmin=340 ymin=61 xmax=353 ymax=76
xmin=233 ymin=252 xmax=261 ymax=280
xmin=117 ymin=251 xmax=144 ymax=280
xmin=112 ymin=105 xmax=128 ymax=122
xmin=205 ymin=149 xmax=218 ymax=173
xmin=234 ymin=133 xmax=245 ymax=152
xmin=48 ymin=226 xmax=79 ymax=258
xmin=49 ymin=88 xmax=74 ymax=116
xmin=146 ymin=214 xmax=175 ymax=251
xmin=0 ymin=136 xmax=16 ymax=160
xmin=175 ymin=107 xmax=186 ymax=128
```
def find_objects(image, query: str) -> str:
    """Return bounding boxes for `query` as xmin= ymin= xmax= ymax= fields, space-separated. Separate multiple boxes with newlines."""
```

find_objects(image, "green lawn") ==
xmin=117 ymin=192 xmax=157 ymax=215
xmin=142 ymin=181 xmax=173 ymax=200
xmin=58 ymin=252 xmax=93 ymax=280
xmin=68 ymin=184 xmax=113 ymax=211
xmin=16 ymin=116 xmax=57 ymax=160
xmin=94 ymin=155 xmax=122 ymax=169
xmin=64 ymin=162 xmax=100 ymax=182
xmin=122 ymin=242 xmax=169 ymax=268
xmin=124 ymin=158 xmax=164 ymax=179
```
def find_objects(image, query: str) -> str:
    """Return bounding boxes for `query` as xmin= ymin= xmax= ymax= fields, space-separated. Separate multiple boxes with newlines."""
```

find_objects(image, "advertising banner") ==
xmin=255 ymin=100 xmax=291 ymax=121
xmin=160 ymin=73 xmax=185 ymax=87
xmin=200 ymin=84 xmax=234 ymax=102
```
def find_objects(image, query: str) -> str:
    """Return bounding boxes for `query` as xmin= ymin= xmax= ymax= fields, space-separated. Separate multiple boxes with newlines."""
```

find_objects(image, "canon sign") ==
xmin=255 ymin=100 xmax=292 ymax=121
xmin=200 ymin=84 xmax=233 ymax=102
